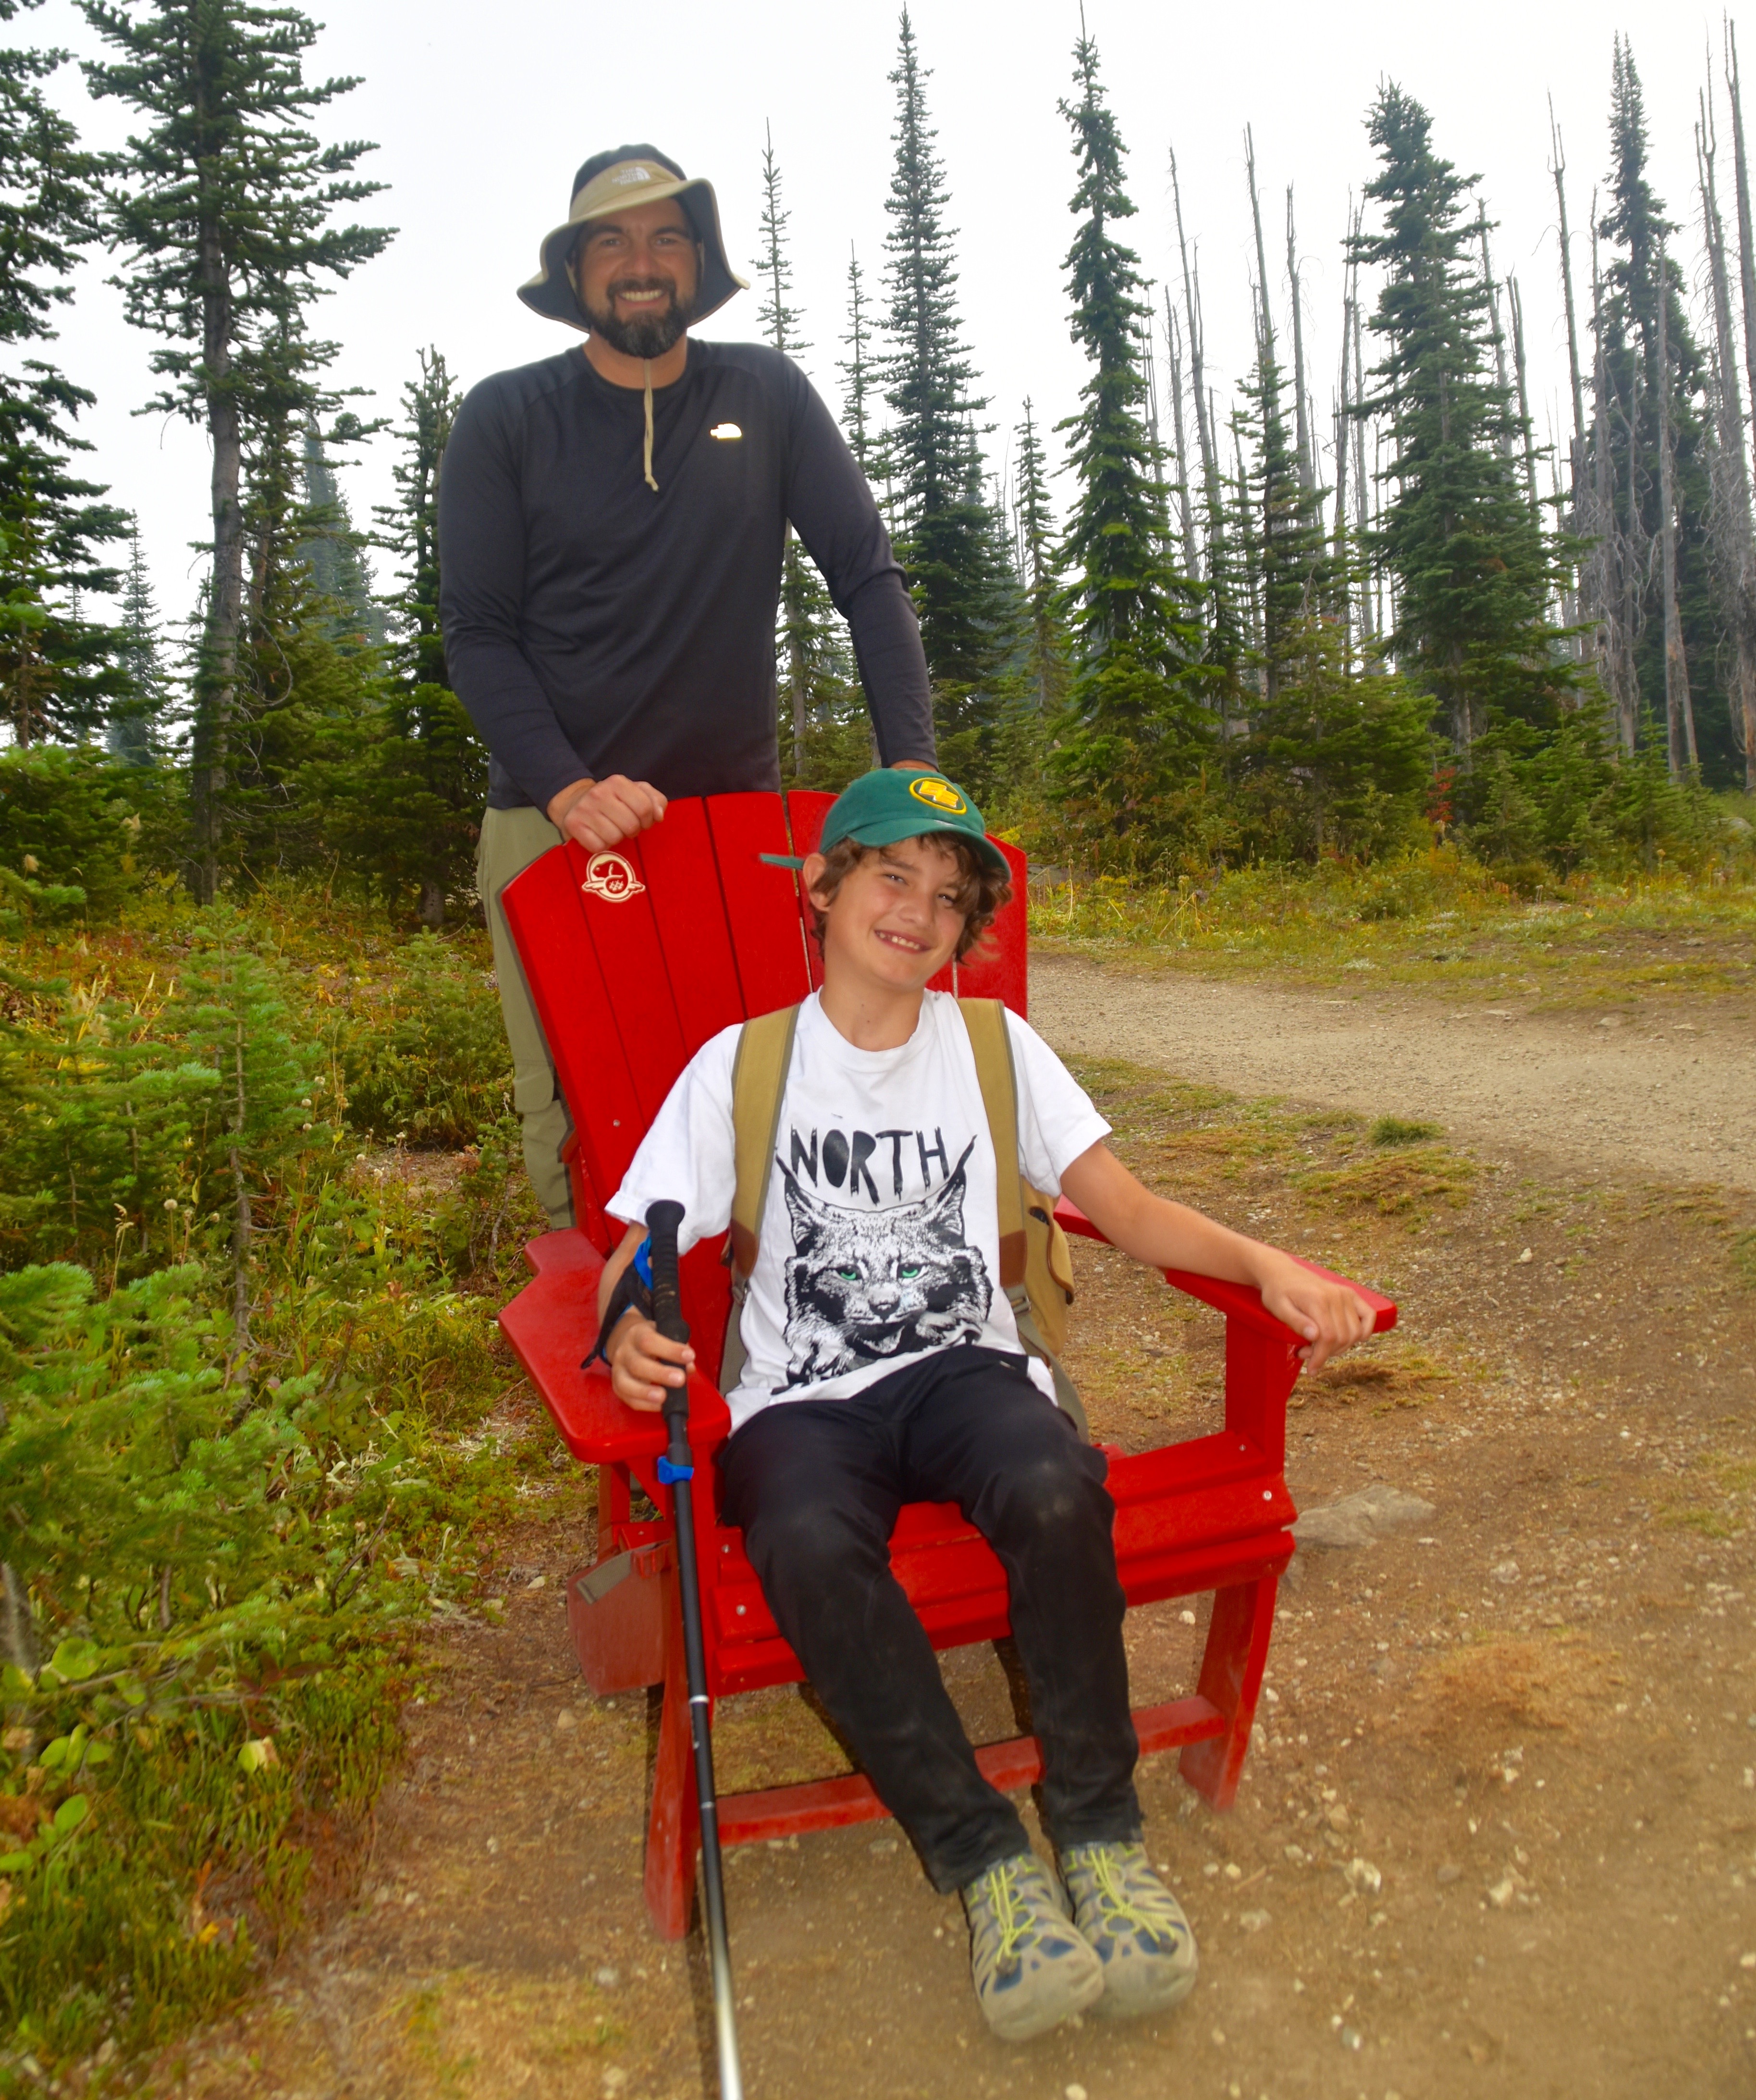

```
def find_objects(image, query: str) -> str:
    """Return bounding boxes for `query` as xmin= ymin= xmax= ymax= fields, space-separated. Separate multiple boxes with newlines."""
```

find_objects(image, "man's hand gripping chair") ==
xmin=497 ymin=791 xmax=1396 ymax=1937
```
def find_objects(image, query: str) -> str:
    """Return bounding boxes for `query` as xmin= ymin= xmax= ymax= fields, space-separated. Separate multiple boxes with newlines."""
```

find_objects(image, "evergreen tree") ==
xmin=1052 ymin=26 xmax=1207 ymax=867
xmin=879 ymin=9 xmax=1014 ymax=786
xmin=313 ymin=348 xmax=486 ymax=925
xmin=1349 ymin=85 xmax=1572 ymax=754
xmin=82 ymin=0 xmax=393 ymax=902
xmin=1590 ymin=40 xmax=1733 ymax=779
xmin=838 ymin=245 xmax=879 ymax=486
xmin=753 ymin=126 xmax=851 ymax=783
xmin=0 ymin=9 xmax=129 ymax=747
xmin=1012 ymin=399 xmax=1067 ymax=715
xmin=301 ymin=417 xmax=382 ymax=648
xmin=109 ymin=523 xmax=166 ymax=763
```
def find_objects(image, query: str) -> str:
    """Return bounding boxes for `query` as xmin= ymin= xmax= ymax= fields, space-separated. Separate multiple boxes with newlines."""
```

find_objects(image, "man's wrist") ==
xmin=546 ymin=778 xmax=596 ymax=827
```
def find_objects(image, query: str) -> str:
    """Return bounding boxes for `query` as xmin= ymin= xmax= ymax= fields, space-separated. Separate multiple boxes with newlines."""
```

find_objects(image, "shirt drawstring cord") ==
xmin=643 ymin=359 xmax=658 ymax=491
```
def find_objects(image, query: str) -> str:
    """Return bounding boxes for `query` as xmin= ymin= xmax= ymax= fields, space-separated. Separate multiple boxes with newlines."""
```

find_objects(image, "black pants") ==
xmin=718 ymin=1347 xmax=1141 ymax=1893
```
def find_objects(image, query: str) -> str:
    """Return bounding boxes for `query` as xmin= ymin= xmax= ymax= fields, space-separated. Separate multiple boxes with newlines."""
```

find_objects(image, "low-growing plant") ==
xmin=338 ymin=931 xmax=511 ymax=1148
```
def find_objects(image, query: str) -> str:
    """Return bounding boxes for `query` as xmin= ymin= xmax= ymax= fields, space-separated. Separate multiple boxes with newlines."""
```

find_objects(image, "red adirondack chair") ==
xmin=497 ymin=791 xmax=1396 ymax=1940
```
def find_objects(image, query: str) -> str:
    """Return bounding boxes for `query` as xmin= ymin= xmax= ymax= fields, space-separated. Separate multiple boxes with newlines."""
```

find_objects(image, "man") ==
xmin=440 ymin=145 xmax=936 ymax=1226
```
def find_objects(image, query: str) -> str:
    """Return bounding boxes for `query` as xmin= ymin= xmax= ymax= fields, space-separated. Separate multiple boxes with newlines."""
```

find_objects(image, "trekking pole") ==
xmin=646 ymin=1199 xmax=745 ymax=2100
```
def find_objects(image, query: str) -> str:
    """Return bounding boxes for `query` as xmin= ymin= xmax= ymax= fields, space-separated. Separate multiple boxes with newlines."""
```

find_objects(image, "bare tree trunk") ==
xmin=196 ymin=218 xmax=241 ymax=909
xmin=1 ymin=1562 xmax=37 ymax=1675
xmin=1477 ymin=208 xmax=1517 ymax=465
xmin=1507 ymin=276 xmax=1541 ymax=531
xmin=1285 ymin=185 xmax=1314 ymax=492
xmin=1163 ymin=290 xmax=1199 ymax=580
xmin=1728 ymin=22 xmax=1756 ymax=455
xmin=1245 ymin=130 xmax=1272 ymax=369
xmin=1352 ymin=267 xmax=1372 ymax=645
xmin=1656 ymin=234 xmax=1698 ymax=774
xmin=1170 ymin=144 xmax=1224 ymax=568
xmin=1550 ymin=102 xmax=1588 ymax=511
xmin=1698 ymin=94 xmax=1756 ymax=785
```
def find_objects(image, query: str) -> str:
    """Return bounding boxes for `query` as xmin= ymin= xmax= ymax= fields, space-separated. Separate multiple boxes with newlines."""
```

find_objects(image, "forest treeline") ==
xmin=0 ymin=5 xmax=1752 ymax=932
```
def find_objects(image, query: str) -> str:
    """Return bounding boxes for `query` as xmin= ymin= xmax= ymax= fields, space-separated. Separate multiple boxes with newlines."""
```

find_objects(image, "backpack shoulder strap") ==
xmin=957 ymin=997 xmax=1026 ymax=1290
xmin=728 ymin=1002 xmax=801 ymax=1282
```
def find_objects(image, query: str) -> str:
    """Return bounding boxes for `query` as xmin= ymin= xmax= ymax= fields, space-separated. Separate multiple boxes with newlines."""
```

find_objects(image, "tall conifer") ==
xmin=1012 ymin=399 xmax=1066 ymax=715
xmin=1052 ymin=27 xmax=1205 ymax=864
xmin=82 ymin=0 xmax=392 ymax=900
xmin=1349 ymin=85 xmax=1569 ymax=752
xmin=0 ymin=7 xmax=128 ymax=747
xmin=879 ymin=9 xmax=1012 ymax=784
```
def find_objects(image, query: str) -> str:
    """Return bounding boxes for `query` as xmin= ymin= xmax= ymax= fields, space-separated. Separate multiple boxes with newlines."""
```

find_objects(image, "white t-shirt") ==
xmin=609 ymin=991 xmax=1110 ymax=1433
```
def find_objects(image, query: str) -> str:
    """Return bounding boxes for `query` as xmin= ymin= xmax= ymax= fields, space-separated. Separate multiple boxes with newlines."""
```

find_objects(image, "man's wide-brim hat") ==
xmin=518 ymin=144 xmax=746 ymax=331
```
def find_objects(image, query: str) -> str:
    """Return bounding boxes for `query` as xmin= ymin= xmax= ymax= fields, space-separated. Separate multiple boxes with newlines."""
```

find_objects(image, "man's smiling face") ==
xmin=574 ymin=197 xmax=700 ymax=358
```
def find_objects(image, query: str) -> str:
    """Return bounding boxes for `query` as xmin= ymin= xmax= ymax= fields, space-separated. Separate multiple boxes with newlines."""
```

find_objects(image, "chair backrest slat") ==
xmin=704 ymin=794 xmax=816 ymax=1017
xmin=561 ymin=837 xmax=689 ymax=1128
xmin=953 ymin=837 xmax=1028 ymax=1015
xmin=641 ymin=798 xmax=748 ymax=1052
xmin=502 ymin=850 xmax=646 ymax=1203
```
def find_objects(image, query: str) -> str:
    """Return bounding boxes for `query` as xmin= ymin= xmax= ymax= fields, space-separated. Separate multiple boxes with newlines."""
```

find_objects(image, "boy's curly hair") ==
xmin=807 ymin=833 xmax=1012 ymax=962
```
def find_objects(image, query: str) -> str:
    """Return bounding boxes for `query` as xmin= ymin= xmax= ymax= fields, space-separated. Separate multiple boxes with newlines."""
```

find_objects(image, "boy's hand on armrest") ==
xmin=596 ymin=1219 xmax=695 ymax=1410
xmin=605 ymin=1313 xmax=696 ymax=1412
xmin=1249 ymin=1252 xmax=1377 ymax=1374
xmin=1059 ymin=1141 xmax=1376 ymax=1372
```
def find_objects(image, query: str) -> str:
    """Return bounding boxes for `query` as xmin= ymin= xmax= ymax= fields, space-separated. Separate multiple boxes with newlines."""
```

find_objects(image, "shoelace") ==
xmin=979 ymin=1861 xmax=1038 ymax=1966
xmin=1079 ymin=1849 xmax=1170 ymax=1937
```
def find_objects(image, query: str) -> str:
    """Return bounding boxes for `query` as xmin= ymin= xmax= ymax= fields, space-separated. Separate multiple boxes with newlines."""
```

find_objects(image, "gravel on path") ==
xmin=1031 ymin=952 xmax=1756 ymax=1190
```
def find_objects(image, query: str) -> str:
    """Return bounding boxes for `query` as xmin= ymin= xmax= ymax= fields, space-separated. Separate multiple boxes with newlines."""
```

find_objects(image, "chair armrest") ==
xmin=499 ymin=1229 xmax=732 ymax=1469
xmin=1053 ymin=1197 xmax=1398 ymax=1468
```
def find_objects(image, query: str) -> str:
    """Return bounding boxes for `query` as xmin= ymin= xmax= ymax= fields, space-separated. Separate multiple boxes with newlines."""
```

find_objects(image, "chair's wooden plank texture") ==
xmin=560 ymin=836 xmax=689 ymax=1128
xmin=785 ymin=790 xmax=834 ymax=992
xmin=707 ymin=794 xmax=815 ymax=1016
xmin=501 ymin=852 xmax=643 ymax=1210
xmin=639 ymin=798 xmax=747 ymax=1053
xmin=954 ymin=836 xmax=1029 ymax=1016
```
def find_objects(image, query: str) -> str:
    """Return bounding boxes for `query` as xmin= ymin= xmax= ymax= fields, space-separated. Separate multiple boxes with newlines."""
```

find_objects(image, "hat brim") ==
xmin=518 ymin=173 xmax=746 ymax=331
xmin=831 ymin=818 xmax=1012 ymax=882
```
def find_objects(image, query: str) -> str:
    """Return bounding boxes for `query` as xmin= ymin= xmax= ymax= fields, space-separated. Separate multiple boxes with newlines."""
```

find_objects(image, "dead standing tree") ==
xmin=1697 ymin=86 xmax=1756 ymax=785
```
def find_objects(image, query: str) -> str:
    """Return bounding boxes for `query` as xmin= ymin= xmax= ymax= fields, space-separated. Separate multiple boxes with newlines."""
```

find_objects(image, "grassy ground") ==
xmin=1028 ymin=846 xmax=1756 ymax=1011
xmin=0 ymin=882 xmax=560 ymax=2091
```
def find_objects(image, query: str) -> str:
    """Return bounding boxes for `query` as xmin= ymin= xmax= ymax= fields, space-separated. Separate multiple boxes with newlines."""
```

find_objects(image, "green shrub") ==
xmin=1370 ymin=1115 xmax=1443 ymax=1148
xmin=0 ymin=746 xmax=164 ymax=922
xmin=339 ymin=931 xmax=510 ymax=1148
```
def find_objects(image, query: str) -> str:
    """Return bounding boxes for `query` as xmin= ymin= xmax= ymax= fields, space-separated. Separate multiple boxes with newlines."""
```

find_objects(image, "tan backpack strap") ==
xmin=728 ymin=1003 xmax=800 ymax=1281
xmin=958 ymin=998 xmax=1026 ymax=1288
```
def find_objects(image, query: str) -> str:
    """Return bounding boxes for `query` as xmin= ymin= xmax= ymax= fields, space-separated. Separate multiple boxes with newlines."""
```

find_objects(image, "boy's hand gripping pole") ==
xmin=646 ymin=1201 xmax=745 ymax=2100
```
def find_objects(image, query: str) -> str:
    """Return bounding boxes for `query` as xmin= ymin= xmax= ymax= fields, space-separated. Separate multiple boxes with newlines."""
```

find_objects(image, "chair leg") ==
xmin=1179 ymin=1573 xmax=1279 ymax=1811
xmin=642 ymin=1577 xmax=700 ymax=1940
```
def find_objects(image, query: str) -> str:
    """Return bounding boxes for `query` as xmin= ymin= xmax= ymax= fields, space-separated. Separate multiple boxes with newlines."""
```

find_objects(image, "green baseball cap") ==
xmin=817 ymin=767 xmax=1010 ymax=878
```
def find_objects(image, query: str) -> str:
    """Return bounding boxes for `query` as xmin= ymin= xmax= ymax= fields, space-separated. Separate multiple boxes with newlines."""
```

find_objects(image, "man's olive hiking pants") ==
xmin=477 ymin=805 xmax=575 ymax=1231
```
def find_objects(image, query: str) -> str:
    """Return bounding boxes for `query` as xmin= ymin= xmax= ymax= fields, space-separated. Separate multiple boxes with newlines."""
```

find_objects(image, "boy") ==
xmin=596 ymin=768 xmax=1375 ymax=2043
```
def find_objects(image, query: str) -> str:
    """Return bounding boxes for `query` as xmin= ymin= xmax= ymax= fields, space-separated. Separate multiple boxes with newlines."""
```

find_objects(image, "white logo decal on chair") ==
xmin=581 ymin=851 xmax=646 ymax=903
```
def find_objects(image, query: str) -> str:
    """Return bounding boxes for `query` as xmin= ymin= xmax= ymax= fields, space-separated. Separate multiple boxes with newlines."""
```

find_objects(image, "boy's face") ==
xmin=806 ymin=837 xmax=968 ymax=996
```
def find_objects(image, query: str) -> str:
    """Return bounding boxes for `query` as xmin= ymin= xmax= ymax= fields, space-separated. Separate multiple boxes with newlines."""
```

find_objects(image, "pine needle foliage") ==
xmin=1051 ymin=27 xmax=1208 ymax=867
xmin=81 ymin=0 xmax=393 ymax=901
xmin=1349 ymin=85 xmax=1574 ymax=754
xmin=879 ymin=9 xmax=1014 ymax=785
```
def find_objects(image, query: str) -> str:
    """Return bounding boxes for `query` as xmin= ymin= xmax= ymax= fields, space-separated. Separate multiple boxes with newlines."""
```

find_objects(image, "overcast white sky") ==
xmin=11 ymin=0 xmax=1743 ymax=628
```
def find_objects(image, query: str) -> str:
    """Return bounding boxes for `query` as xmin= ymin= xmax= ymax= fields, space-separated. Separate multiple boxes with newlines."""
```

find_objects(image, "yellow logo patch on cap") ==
xmin=908 ymin=775 xmax=967 ymax=815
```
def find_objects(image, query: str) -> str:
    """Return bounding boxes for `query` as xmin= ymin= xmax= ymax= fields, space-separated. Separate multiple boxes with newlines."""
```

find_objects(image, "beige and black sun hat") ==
xmin=518 ymin=144 xmax=747 ymax=331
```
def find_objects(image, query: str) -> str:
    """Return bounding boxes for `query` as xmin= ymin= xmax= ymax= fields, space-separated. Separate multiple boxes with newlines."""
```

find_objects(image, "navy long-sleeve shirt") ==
xmin=438 ymin=340 xmax=936 ymax=811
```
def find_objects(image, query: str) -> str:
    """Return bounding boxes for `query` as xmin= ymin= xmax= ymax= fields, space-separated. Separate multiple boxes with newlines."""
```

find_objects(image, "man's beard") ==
xmin=583 ymin=277 xmax=692 ymax=358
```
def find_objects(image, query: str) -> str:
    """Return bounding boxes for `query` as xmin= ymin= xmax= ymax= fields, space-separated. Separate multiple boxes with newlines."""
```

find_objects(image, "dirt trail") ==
xmin=1030 ymin=953 xmax=1756 ymax=1191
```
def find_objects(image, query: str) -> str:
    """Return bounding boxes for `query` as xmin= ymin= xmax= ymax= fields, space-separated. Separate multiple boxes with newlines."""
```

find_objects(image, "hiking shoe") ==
xmin=961 ymin=1850 xmax=1105 ymax=2041
xmin=1060 ymin=1841 xmax=1199 ymax=2018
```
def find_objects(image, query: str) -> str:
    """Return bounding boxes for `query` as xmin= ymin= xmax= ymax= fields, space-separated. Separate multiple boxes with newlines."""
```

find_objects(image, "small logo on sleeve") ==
xmin=907 ymin=776 xmax=967 ymax=815
xmin=581 ymin=851 xmax=646 ymax=903
xmin=709 ymin=422 xmax=743 ymax=440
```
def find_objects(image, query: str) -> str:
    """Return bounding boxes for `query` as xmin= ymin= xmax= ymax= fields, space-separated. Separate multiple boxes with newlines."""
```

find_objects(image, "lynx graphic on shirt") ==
xmin=774 ymin=1140 xmax=991 ymax=1389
